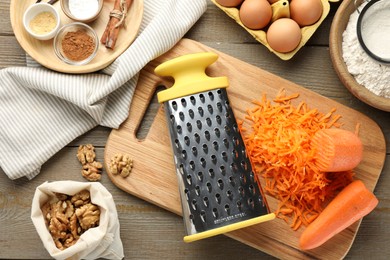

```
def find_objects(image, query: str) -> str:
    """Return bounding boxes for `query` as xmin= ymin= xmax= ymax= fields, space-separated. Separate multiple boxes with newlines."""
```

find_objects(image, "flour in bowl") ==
xmin=342 ymin=1 xmax=390 ymax=99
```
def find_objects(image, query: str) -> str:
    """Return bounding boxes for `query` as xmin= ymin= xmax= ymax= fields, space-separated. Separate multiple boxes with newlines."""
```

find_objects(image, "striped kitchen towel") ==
xmin=0 ymin=0 xmax=207 ymax=179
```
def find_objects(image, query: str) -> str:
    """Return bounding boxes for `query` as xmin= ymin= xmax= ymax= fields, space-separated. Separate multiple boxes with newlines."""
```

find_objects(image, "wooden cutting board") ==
xmin=104 ymin=39 xmax=386 ymax=259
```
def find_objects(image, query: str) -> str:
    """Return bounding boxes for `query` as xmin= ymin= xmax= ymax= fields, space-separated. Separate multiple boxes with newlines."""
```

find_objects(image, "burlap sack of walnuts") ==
xmin=31 ymin=181 xmax=123 ymax=260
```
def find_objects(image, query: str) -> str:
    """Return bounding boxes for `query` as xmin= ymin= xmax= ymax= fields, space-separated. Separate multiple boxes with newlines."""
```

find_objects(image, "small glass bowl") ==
xmin=53 ymin=22 xmax=99 ymax=65
xmin=23 ymin=3 xmax=61 ymax=41
xmin=60 ymin=0 xmax=104 ymax=23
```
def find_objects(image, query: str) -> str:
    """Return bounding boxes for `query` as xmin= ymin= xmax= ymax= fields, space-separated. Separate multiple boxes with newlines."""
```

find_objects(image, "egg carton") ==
xmin=211 ymin=0 xmax=337 ymax=60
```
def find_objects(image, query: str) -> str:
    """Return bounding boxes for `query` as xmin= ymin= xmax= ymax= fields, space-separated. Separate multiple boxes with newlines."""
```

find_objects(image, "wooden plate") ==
xmin=10 ymin=0 xmax=143 ymax=74
xmin=329 ymin=0 xmax=390 ymax=112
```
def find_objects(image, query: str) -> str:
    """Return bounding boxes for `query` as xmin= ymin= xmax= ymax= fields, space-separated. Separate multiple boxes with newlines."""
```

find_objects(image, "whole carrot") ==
xmin=299 ymin=180 xmax=378 ymax=250
xmin=311 ymin=128 xmax=363 ymax=172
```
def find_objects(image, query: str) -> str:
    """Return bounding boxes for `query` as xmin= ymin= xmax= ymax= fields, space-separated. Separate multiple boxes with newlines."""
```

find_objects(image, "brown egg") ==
xmin=266 ymin=18 xmax=302 ymax=53
xmin=216 ymin=0 xmax=244 ymax=7
xmin=290 ymin=0 xmax=323 ymax=26
xmin=239 ymin=0 xmax=272 ymax=30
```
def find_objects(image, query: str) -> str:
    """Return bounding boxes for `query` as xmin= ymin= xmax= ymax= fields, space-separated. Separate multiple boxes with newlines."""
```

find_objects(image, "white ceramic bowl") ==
xmin=23 ymin=3 xmax=61 ymax=41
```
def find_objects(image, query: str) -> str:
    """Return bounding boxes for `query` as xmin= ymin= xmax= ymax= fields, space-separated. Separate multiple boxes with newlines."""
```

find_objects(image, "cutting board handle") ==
xmin=125 ymin=61 xmax=168 ymax=136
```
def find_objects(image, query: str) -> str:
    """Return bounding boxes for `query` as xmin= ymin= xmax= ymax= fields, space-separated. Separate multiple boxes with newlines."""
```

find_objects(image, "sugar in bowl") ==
xmin=60 ymin=0 xmax=104 ymax=23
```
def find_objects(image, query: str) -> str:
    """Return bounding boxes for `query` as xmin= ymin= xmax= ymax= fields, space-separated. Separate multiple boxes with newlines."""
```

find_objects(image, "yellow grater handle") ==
xmin=155 ymin=52 xmax=229 ymax=103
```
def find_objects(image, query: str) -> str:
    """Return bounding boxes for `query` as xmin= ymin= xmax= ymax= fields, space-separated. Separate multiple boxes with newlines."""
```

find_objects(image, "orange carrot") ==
xmin=312 ymin=129 xmax=363 ymax=172
xmin=300 ymin=180 xmax=378 ymax=250
xmin=241 ymin=89 xmax=353 ymax=230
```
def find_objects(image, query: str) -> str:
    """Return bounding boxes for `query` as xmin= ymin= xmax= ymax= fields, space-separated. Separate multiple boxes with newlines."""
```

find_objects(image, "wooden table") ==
xmin=1 ymin=1 xmax=389 ymax=259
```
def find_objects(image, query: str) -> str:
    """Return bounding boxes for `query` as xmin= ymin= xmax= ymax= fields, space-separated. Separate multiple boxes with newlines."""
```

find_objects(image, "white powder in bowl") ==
xmin=342 ymin=1 xmax=390 ymax=98
xmin=69 ymin=0 xmax=99 ymax=20
xmin=360 ymin=1 xmax=390 ymax=60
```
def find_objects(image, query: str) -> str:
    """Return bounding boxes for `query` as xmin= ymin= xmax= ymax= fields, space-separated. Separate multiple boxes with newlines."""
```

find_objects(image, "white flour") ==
xmin=342 ymin=1 xmax=390 ymax=98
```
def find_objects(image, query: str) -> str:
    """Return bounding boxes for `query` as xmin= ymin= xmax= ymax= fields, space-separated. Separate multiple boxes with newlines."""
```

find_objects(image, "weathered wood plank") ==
xmin=0 ymin=36 xmax=26 ymax=68
xmin=0 ymin=145 xmax=389 ymax=259
xmin=2 ymin=1 xmax=339 ymax=46
xmin=0 ymin=146 xmax=388 ymax=259
xmin=1 ymin=0 xmax=389 ymax=259
xmin=0 ymin=1 xmax=12 ymax=35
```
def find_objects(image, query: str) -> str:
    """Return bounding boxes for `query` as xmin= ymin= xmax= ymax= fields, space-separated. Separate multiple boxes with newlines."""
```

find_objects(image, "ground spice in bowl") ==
xmin=62 ymin=30 xmax=96 ymax=61
xmin=54 ymin=22 xmax=99 ymax=65
xmin=23 ymin=3 xmax=61 ymax=40
xmin=29 ymin=11 xmax=57 ymax=35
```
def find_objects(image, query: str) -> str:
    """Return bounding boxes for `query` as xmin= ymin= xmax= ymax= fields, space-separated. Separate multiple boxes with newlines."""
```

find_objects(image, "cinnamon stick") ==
xmin=101 ymin=0 xmax=133 ymax=49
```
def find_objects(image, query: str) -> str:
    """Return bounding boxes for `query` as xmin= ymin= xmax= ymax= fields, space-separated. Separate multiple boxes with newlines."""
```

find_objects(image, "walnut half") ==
xmin=77 ymin=144 xmax=103 ymax=182
xmin=71 ymin=189 xmax=90 ymax=207
xmin=109 ymin=153 xmax=133 ymax=178
xmin=75 ymin=203 xmax=100 ymax=230
xmin=77 ymin=144 xmax=96 ymax=165
xmin=82 ymin=161 xmax=103 ymax=181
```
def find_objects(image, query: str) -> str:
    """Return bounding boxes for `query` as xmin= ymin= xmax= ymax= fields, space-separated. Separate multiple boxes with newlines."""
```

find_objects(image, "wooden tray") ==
xmin=10 ymin=0 xmax=143 ymax=74
xmin=104 ymin=39 xmax=386 ymax=259
xmin=329 ymin=0 xmax=390 ymax=112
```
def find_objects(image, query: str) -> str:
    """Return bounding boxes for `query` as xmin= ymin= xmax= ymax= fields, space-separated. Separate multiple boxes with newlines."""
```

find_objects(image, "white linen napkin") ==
xmin=31 ymin=181 xmax=123 ymax=260
xmin=0 ymin=0 xmax=207 ymax=179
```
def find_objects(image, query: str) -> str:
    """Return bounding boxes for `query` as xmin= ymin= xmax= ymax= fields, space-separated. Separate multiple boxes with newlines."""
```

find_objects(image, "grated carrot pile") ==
xmin=240 ymin=89 xmax=354 ymax=230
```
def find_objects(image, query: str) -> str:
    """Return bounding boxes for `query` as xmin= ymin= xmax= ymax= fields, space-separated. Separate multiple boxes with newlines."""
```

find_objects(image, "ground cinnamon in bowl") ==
xmin=62 ymin=30 xmax=95 ymax=61
xmin=54 ymin=22 xmax=99 ymax=65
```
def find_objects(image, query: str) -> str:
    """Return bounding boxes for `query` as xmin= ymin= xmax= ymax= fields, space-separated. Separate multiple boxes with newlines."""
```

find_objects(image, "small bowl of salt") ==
xmin=60 ymin=0 xmax=104 ymax=23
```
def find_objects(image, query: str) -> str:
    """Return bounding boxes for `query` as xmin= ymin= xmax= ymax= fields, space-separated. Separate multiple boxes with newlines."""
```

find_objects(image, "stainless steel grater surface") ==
xmin=156 ymin=52 xmax=275 ymax=242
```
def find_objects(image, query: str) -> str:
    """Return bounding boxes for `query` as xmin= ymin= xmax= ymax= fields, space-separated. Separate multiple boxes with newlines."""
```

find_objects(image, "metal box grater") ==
xmin=155 ymin=52 xmax=275 ymax=243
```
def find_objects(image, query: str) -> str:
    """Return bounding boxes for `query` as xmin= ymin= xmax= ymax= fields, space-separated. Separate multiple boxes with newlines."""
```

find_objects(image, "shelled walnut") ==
xmin=77 ymin=144 xmax=96 ymax=165
xmin=109 ymin=153 xmax=133 ymax=178
xmin=71 ymin=189 xmax=90 ymax=207
xmin=76 ymin=203 xmax=100 ymax=230
xmin=41 ymin=190 xmax=100 ymax=250
xmin=77 ymin=144 xmax=103 ymax=181
xmin=82 ymin=161 xmax=103 ymax=181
